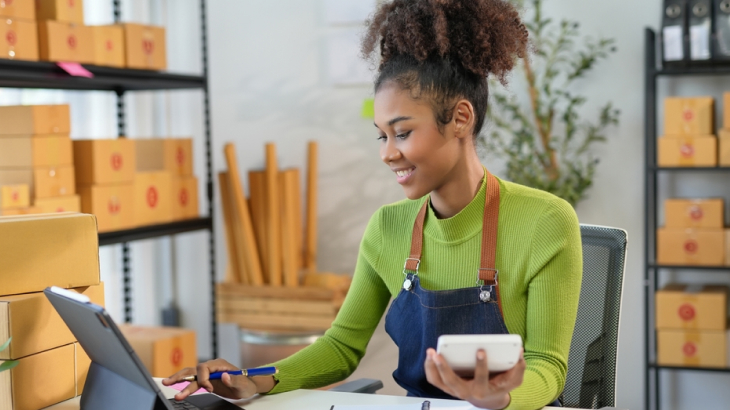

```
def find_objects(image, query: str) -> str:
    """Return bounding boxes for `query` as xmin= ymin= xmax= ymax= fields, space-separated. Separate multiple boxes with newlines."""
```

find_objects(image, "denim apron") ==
xmin=384 ymin=171 xmax=561 ymax=407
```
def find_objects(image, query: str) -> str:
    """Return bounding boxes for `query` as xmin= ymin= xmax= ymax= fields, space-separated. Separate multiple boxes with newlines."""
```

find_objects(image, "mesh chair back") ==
xmin=561 ymin=225 xmax=627 ymax=409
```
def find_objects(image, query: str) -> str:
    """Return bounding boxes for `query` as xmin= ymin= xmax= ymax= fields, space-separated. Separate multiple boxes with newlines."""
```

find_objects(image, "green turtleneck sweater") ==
xmin=269 ymin=174 xmax=582 ymax=410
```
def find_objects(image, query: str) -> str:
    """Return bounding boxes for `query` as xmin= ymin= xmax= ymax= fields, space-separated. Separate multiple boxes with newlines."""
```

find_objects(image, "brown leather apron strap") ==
xmin=405 ymin=171 xmax=503 ymax=316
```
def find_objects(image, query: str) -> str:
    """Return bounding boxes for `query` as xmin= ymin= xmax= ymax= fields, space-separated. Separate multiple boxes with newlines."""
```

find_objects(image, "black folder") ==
xmin=662 ymin=0 xmax=689 ymax=64
xmin=713 ymin=0 xmax=730 ymax=59
xmin=689 ymin=0 xmax=713 ymax=61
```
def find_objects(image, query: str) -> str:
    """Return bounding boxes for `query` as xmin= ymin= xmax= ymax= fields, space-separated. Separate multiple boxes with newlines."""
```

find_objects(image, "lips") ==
xmin=393 ymin=167 xmax=415 ymax=184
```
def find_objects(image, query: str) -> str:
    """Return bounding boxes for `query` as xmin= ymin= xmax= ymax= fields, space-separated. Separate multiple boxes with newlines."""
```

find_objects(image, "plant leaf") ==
xmin=0 ymin=337 xmax=10 ymax=352
xmin=0 ymin=360 xmax=18 ymax=372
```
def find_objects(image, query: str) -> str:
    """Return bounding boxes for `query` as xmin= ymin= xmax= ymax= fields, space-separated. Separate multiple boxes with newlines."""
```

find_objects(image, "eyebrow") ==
xmin=373 ymin=116 xmax=414 ymax=129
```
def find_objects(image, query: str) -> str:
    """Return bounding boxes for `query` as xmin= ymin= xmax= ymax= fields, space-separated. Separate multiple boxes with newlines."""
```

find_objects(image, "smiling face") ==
xmin=374 ymin=83 xmax=471 ymax=200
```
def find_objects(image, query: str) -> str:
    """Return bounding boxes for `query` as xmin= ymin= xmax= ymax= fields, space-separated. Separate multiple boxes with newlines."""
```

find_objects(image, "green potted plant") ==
xmin=481 ymin=0 xmax=619 ymax=206
xmin=1 ymin=337 xmax=18 ymax=373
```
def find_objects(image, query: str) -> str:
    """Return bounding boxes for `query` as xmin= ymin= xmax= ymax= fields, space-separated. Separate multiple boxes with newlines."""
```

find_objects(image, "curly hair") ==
xmin=362 ymin=0 xmax=528 ymax=137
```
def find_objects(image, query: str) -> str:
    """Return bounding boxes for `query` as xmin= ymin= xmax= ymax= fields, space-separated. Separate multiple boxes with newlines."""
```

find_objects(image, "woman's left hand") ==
xmin=424 ymin=348 xmax=526 ymax=410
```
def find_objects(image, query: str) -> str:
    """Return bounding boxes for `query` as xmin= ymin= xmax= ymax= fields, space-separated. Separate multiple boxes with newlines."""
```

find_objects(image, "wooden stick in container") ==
xmin=224 ymin=143 xmax=264 ymax=285
xmin=265 ymin=143 xmax=282 ymax=286
xmin=280 ymin=169 xmax=300 ymax=287
xmin=218 ymin=172 xmax=243 ymax=283
xmin=248 ymin=170 xmax=269 ymax=281
xmin=304 ymin=141 xmax=318 ymax=272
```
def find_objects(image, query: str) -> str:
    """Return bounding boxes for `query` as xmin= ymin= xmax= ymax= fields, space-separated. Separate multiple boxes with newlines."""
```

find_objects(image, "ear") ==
xmin=452 ymin=99 xmax=475 ymax=139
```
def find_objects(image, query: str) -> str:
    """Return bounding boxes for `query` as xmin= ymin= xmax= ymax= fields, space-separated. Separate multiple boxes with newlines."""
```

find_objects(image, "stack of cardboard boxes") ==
xmin=658 ymin=97 xmax=717 ymax=167
xmin=718 ymin=93 xmax=730 ymax=167
xmin=0 ymin=104 xmax=80 ymax=216
xmin=0 ymin=213 xmax=104 ymax=409
xmin=36 ymin=0 xmax=93 ymax=64
xmin=0 ymin=0 xmax=38 ymax=61
xmin=657 ymin=199 xmax=727 ymax=266
xmin=657 ymin=284 xmax=730 ymax=368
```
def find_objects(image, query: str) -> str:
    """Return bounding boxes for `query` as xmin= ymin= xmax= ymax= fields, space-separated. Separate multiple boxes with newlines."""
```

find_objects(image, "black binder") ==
xmin=689 ymin=0 xmax=713 ymax=61
xmin=662 ymin=0 xmax=690 ymax=64
xmin=713 ymin=0 xmax=730 ymax=59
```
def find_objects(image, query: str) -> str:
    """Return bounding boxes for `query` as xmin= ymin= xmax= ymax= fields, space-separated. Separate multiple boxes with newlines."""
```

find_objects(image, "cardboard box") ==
xmin=171 ymin=176 xmax=199 ymax=221
xmin=35 ymin=0 xmax=84 ymax=24
xmin=90 ymin=24 xmax=124 ymax=67
xmin=721 ymin=134 xmax=730 ymax=167
xmin=656 ymin=284 xmax=728 ymax=330
xmin=121 ymin=23 xmax=166 ymax=70
xmin=657 ymin=228 xmax=726 ymax=266
xmin=0 ymin=213 xmax=99 ymax=296
xmin=37 ymin=20 xmax=94 ymax=64
xmin=664 ymin=97 xmax=714 ymax=136
xmin=0 ymin=105 xmax=69 ymax=135
xmin=0 ymin=166 xmax=75 ymax=199
xmin=0 ymin=206 xmax=40 ymax=216
xmin=726 ymin=229 xmax=730 ymax=266
xmin=134 ymin=171 xmax=172 ymax=226
xmin=657 ymin=136 xmax=717 ymax=167
xmin=657 ymin=329 xmax=729 ymax=368
xmin=0 ymin=343 xmax=76 ymax=410
xmin=117 ymin=325 xmax=197 ymax=378
xmin=78 ymin=183 xmax=134 ymax=232
xmin=0 ymin=135 xmax=73 ymax=168
xmin=136 ymin=138 xmax=193 ymax=176
xmin=0 ymin=0 xmax=35 ymax=20
xmin=664 ymin=198 xmax=724 ymax=229
xmin=0 ymin=184 xmax=29 ymax=210
xmin=34 ymin=194 xmax=80 ymax=213
xmin=0 ymin=283 xmax=104 ymax=360
xmin=73 ymin=139 xmax=135 ymax=185
xmin=0 ymin=18 xmax=38 ymax=61
xmin=75 ymin=342 xmax=90 ymax=394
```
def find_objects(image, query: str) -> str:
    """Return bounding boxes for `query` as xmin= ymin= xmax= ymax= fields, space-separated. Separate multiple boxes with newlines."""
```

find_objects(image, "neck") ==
xmin=429 ymin=155 xmax=485 ymax=219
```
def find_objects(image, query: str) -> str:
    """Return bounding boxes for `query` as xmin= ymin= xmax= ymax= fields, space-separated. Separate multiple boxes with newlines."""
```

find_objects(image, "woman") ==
xmin=165 ymin=1 xmax=582 ymax=409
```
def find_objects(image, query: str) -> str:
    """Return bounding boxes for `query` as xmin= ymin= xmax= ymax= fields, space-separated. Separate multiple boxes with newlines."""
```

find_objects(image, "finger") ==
xmin=432 ymin=351 xmax=468 ymax=398
xmin=424 ymin=349 xmax=454 ymax=396
xmin=473 ymin=349 xmax=490 ymax=387
xmin=163 ymin=367 xmax=196 ymax=385
xmin=196 ymin=362 xmax=214 ymax=392
xmin=174 ymin=381 xmax=200 ymax=401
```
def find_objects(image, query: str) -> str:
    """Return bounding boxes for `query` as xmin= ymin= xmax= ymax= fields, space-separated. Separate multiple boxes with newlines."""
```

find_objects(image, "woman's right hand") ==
xmin=162 ymin=358 xmax=266 ymax=401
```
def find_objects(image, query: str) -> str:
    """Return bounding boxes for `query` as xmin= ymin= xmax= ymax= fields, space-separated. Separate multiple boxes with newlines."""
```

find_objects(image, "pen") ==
xmin=182 ymin=366 xmax=278 ymax=382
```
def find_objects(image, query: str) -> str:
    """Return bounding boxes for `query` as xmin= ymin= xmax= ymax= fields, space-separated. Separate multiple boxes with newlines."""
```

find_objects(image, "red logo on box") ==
xmin=689 ymin=205 xmax=703 ymax=221
xmin=684 ymin=240 xmax=698 ymax=254
xmin=683 ymin=109 xmax=694 ymax=122
xmin=680 ymin=143 xmax=695 ymax=158
xmin=171 ymin=347 xmax=183 ymax=367
xmin=10 ymin=190 xmax=19 ymax=202
xmin=142 ymin=39 xmax=154 ymax=55
xmin=67 ymin=35 xmax=77 ymax=49
xmin=108 ymin=196 xmax=121 ymax=214
xmin=682 ymin=341 xmax=697 ymax=357
xmin=678 ymin=303 xmax=696 ymax=321
xmin=176 ymin=147 xmax=185 ymax=166
xmin=6 ymin=30 xmax=17 ymax=46
xmin=179 ymin=188 xmax=188 ymax=206
xmin=5 ymin=0 xmax=13 ymax=6
xmin=146 ymin=186 xmax=158 ymax=208
xmin=106 ymin=40 xmax=113 ymax=51
xmin=69 ymin=0 xmax=75 ymax=7
xmin=56 ymin=207 xmax=65 ymax=212
xmin=111 ymin=153 xmax=123 ymax=170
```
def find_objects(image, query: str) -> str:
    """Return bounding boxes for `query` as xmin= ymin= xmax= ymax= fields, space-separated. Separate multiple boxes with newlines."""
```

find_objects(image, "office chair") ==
xmin=334 ymin=224 xmax=628 ymax=410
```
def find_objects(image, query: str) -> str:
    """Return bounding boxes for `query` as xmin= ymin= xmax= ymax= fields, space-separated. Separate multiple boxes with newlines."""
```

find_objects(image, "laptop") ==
xmin=45 ymin=286 xmax=243 ymax=410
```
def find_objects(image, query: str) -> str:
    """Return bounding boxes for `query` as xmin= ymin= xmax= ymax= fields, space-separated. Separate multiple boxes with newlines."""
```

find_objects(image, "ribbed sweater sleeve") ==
xmin=267 ymin=209 xmax=391 ymax=393
xmin=506 ymin=198 xmax=582 ymax=410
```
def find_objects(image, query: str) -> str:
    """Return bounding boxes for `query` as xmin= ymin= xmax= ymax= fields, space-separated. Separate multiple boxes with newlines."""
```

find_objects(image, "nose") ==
xmin=380 ymin=137 xmax=401 ymax=164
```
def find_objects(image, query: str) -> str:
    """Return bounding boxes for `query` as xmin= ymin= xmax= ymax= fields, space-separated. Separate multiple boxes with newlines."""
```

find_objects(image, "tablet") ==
xmin=436 ymin=334 xmax=522 ymax=376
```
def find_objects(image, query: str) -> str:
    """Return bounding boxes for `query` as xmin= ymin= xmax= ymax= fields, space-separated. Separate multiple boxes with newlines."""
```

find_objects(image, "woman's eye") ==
xmin=376 ymin=135 xmax=387 ymax=141
xmin=396 ymin=131 xmax=412 ymax=140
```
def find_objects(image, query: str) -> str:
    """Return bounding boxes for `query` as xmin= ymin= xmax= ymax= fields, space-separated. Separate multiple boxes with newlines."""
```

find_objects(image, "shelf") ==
xmin=652 ymin=64 xmax=730 ymax=78
xmin=649 ymin=264 xmax=730 ymax=272
xmin=651 ymin=167 xmax=730 ymax=172
xmin=649 ymin=364 xmax=730 ymax=374
xmin=98 ymin=217 xmax=212 ymax=246
xmin=0 ymin=59 xmax=205 ymax=91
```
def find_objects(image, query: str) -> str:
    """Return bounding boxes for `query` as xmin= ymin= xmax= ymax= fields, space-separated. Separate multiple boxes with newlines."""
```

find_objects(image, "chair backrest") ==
xmin=561 ymin=224 xmax=627 ymax=409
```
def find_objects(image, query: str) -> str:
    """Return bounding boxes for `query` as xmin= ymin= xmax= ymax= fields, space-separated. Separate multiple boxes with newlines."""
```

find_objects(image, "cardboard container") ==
xmin=664 ymin=198 xmax=724 ymax=229
xmin=0 ymin=343 xmax=76 ymax=410
xmin=73 ymin=139 xmax=135 ymax=185
xmin=78 ymin=183 xmax=134 ymax=232
xmin=0 ymin=135 xmax=73 ymax=168
xmin=657 ymin=329 xmax=729 ymax=368
xmin=136 ymin=138 xmax=193 ymax=176
xmin=656 ymin=284 xmax=728 ymax=331
xmin=0 ymin=166 xmax=75 ymax=199
xmin=720 ymin=133 xmax=730 ymax=167
xmin=657 ymin=136 xmax=717 ymax=167
xmin=0 ymin=184 xmax=29 ymax=210
xmin=0 ymin=283 xmax=104 ymax=360
xmin=121 ymin=23 xmax=166 ymax=70
xmin=34 ymin=194 xmax=80 ymax=213
xmin=0 ymin=105 xmax=69 ymax=135
xmin=0 ymin=18 xmax=38 ymax=61
xmin=0 ymin=0 xmax=35 ymax=20
xmin=75 ymin=342 xmax=90 ymax=394
xmin=657 ymin=228 xmax=726 ymax=266
xmin=133 ymin=171 xmax=172 ymax=226
xmin=0 ymin=213 xmax=99 ymax=296
xmin=0 ymin=206 xmax=40 ymax=216
xmin=37 ymin=20 xmax=93 ymax=64
xmin=171 ymin=176 xmax=198 ymax=221
xmin=117 ymin=325 xmax=197 ymax=378
xmin=35 ymin=0 xmax=84 ymax=24
xmin=664 ymin=97 xmax=714 ymax=136
xmin=726 ymin=229 xmax=730 ymax=266
xmin=90 ymin=24 xmax=124 ymax=67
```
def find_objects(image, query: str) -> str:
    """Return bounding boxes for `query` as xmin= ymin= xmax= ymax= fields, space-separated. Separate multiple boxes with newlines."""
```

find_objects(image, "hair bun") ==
xmin=362 ymin=0 xmax=528 ymax=83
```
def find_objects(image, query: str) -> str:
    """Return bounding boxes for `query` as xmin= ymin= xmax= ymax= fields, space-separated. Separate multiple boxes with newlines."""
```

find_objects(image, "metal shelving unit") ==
xmin=644 ymin=27 xmax=730 ymax=410
xmin=0 ymin=1 xmax=217 ymax=357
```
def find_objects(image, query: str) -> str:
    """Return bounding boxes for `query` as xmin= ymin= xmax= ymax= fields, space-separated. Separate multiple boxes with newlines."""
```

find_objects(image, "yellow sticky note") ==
xmin=361 ymin=98 xmax=374 ymax=119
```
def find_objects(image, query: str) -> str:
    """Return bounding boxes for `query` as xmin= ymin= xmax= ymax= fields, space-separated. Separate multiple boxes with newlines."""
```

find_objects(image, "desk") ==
xmin=46 ymin=379 xmax=569 ymax=409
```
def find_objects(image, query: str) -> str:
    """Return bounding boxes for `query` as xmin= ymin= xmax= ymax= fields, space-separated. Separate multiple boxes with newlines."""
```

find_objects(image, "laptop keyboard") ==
xmin=168 ymin=399 xmax=200 ymax=409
